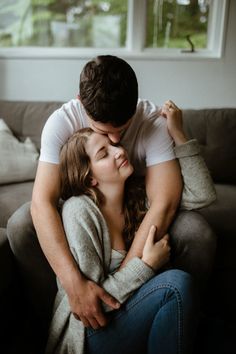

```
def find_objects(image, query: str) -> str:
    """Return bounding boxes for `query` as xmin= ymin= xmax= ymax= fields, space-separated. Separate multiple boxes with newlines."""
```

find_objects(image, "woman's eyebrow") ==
xmin=95 ymin=146 xmax=106 ymax=157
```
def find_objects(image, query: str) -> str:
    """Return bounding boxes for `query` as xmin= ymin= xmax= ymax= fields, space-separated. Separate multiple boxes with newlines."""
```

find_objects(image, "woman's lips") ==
xmin=119 ymin=159 xmax=128 ymax=168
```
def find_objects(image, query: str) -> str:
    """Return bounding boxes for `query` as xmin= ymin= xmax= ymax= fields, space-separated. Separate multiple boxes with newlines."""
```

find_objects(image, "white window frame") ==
xmin=0 ymin=0 xmax=229 ymax=60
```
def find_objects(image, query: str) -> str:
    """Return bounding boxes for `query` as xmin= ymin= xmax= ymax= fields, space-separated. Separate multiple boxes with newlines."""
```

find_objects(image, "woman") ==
xmin=46 ymin=114 xmax=215 ymax=354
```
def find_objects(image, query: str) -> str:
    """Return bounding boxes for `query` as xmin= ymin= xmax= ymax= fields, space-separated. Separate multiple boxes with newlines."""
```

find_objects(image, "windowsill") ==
xmin=0 ymin=47 xmax=223 ymax=60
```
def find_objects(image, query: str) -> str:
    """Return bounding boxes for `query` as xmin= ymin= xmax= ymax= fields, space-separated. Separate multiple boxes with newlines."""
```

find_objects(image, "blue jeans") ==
xmin=8 ymin=203 xmax=212 ymax=331
xmin=86 ymin=269 xmax=198 ymax=354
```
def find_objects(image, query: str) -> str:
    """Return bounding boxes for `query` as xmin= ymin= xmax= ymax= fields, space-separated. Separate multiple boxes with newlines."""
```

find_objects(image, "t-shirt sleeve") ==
xmin=39 ymin=110 xmax=74 ymax=164
xmin=144 ymin=116 xmax=175 ymax=166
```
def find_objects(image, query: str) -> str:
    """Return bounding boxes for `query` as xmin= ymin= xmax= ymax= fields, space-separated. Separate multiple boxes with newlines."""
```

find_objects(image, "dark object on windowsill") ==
xmin=181 ymin=35 xmax=195 ymax=53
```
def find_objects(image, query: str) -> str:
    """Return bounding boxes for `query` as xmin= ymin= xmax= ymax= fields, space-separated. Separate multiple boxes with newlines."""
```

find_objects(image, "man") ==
xmin=7 ymin=55 xmax=216 ymax=332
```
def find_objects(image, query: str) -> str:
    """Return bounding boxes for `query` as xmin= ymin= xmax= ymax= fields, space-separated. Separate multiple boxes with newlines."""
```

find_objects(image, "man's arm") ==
xmin=121 ymin=100 xmax=185 ymax=266
xmin=122 ymin=158 xmax=183 ymax=265
xmin=31 ymin=161 xmax=119 ymax=329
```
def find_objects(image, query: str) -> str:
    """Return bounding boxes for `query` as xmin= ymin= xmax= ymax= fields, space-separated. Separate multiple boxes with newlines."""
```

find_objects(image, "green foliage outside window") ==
xmin=146 ymin=0 xmax=209 ymax=49
xmin=0 ymin=0 xmax=209 ymax=49
xmin=0 ymin=0 xmax=128 ymax=47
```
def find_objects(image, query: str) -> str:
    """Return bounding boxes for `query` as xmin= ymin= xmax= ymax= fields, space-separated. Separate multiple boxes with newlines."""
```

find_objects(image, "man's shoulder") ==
xmin=136 ymin=99 xmax=160 ymax=117
xmin=50 ymin=98 xmax=82 ymax=119
xmin=43 ymin=98 xmax=85 ymax=134
xmin=130 ymin=99 xmax=163 ymax=129
xmin=132 ymin=99 xmax=163 ymax=129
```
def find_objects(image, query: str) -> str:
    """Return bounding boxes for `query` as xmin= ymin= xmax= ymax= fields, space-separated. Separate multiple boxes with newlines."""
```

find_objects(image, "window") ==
xmin=146 ymin=0 xmax=210 ymax=50
xmin=0 ymin=0 xmax=127 ymax=48
xmin=0 ymin=0 xmax=228 ymax=58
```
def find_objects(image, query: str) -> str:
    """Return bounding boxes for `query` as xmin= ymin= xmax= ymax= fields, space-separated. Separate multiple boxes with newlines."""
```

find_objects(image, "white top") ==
xmin=39 ymin=98 xmax=175 ymax=176
xmin=109 ymin=249 xmax=127 ymax=273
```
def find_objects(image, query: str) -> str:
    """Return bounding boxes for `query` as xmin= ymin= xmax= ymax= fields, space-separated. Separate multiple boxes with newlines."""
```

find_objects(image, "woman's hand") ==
xmin=161 ymin=100 xmax=187 ymax=146
xmin=142 ymin=225 xmax=171 ymax=271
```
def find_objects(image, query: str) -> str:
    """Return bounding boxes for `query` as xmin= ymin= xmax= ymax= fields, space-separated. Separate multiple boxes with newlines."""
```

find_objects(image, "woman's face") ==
xmin=85 ymin=132 xmax=133 ymax=187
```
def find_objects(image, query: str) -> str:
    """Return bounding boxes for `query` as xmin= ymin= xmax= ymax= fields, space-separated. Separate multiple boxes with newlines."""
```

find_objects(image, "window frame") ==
xmin=0 ymin=0 xmax=229 ymax=60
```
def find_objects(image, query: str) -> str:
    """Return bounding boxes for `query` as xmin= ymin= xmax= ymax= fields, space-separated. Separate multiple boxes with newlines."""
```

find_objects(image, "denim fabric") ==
xmin=7 ymin=203 xmax=214 ymax=325
xmin=86 ymin=270 xmax=198 ymax=354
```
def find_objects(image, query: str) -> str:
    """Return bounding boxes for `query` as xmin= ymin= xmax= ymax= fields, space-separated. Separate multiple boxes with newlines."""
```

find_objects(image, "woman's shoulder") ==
xmin=63 ymin=194 xmax=96 ymax=209
xmin=62 ymin=195 xmax=109 ymax=239
xmin=62 ymin=195 xmax=101 ymax=218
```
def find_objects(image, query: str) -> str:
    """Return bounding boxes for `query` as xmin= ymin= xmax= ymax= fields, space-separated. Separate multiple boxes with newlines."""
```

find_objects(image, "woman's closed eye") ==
xmin=96 ymin=148 xmax=108 ymax=160
xmin=99 ymin=152 xmax=107 ymax=159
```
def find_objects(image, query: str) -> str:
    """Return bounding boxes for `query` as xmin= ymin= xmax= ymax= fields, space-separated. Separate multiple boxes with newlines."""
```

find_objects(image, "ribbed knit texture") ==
xmin=46 ymin=139 xmax=216 ymax=353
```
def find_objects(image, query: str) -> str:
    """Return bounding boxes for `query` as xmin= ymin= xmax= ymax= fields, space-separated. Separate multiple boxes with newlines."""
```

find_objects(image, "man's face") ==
xmin=87 ymin=117 xmax=131 ymax=144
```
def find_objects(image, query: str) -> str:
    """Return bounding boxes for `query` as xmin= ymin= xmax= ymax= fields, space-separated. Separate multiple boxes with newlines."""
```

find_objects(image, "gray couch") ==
xmin=0 ymin=100 xmax=236 ymax=353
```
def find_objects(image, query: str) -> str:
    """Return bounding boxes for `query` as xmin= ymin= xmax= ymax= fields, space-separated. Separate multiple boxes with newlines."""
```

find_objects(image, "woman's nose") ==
xmin=114 ymin=146 xmax=124 ymax=159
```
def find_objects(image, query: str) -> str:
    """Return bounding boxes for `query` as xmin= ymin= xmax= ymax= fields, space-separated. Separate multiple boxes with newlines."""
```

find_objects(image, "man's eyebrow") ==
xmin=92 ymin=124 xmax=124 ymax=134
xmin=91 ymin=123 xmax=108 ymax=134
xmin=97 ymin=129 xmax=108 ymax=134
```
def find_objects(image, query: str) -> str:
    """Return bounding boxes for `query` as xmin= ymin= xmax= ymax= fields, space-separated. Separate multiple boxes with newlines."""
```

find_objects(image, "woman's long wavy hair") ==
xmin=59 ymin=128 xmax=147 ymax=243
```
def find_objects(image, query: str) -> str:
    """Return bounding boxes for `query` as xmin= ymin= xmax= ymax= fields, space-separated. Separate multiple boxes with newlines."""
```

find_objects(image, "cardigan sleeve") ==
xmin=175 ymin=139 xmax=216 ymax=210
xmin=62 ymin=196 xmax=155 ymax=309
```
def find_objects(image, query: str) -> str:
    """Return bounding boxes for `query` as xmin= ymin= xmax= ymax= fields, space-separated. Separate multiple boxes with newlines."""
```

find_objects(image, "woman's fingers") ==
xmin=164 ymin=100 xmax=179 ymax=111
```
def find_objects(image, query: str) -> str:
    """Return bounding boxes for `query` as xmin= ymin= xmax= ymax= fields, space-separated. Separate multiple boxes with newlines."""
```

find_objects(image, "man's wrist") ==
xmin=59 ymin=265 xmax=85 ymax=294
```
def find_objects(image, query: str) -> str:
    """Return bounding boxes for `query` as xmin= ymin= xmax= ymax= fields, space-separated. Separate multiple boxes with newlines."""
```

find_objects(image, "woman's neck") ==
xmin=99 ymin=183 xmax=126 ymax=250
xmin=99 ymin=183 xmax=125 ymax=215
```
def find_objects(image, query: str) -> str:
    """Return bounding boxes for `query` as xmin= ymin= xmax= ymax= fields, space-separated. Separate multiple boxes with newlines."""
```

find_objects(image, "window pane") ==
xmin=146 ymin=0 xmax=210 ymax=49
xmin=0 ymin=0 xmax=127 ymax=48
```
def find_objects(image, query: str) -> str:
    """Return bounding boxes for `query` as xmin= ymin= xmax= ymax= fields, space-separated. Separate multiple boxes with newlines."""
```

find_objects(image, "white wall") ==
xmin=0 ymin=0 xmax=235 ymax=109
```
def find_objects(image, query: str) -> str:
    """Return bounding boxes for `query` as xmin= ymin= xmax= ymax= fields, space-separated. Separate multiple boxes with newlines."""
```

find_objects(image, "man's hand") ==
xmin=32 ymin=162 xmax=120 ymax=330
xmin=68 ymin=276 xmax=120 ymax=329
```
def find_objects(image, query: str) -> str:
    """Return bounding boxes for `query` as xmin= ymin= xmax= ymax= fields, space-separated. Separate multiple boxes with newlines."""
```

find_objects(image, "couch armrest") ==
xmin=0 ymin=228 xmax=16 ymax=348
xmin=0 ymin=228 xmax=14 ymax=295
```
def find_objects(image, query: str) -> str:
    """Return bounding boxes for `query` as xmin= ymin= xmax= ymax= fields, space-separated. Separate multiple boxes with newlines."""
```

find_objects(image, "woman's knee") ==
xmin=156 ymin=269 xmax=196 ymax=297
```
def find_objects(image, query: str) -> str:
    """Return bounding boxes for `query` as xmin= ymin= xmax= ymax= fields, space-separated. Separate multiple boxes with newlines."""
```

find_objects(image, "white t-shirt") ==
xmin=40 ymin=98 xmax=175 ymax=176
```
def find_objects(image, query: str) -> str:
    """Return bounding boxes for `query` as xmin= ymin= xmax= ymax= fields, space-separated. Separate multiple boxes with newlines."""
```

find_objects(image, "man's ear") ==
xmin=90 ymin=177 xmax=98 ymax=186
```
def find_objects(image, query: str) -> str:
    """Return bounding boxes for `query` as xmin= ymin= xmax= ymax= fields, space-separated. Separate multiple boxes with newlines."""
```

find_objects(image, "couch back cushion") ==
xmin=183 ymin=109 xmax=236 ymax=184
xmin=0 ymin=100 xmax=63 ymax=149
xmin=0 ymin=101 xmax=235 ymax=184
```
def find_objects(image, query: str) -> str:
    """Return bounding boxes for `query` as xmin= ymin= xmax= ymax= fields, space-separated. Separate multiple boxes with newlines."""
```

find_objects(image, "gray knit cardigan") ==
xmin=45 ymin=139 xmax=216 ymax=354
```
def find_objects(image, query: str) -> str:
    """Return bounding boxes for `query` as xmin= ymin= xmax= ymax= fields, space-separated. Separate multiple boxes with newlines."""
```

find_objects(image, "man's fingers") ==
xmin=87 ymin=317 xmax=101 ymax=330
xmin=100 ymin=291 xmax=120 ymax=310
xmin=93 ymin=311 xmax=108 ymax=327
xmin=72 ymin=312 xmax=81 ymax=321
xmin=78 ymin=315 xmax=90 ymax=328
xmin=74 ymin=308 xmax=107 ymax=329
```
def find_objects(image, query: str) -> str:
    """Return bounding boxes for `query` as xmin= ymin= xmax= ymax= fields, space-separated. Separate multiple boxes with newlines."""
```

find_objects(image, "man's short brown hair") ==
xmin=79 ymin=55 xmax=138 ymax=127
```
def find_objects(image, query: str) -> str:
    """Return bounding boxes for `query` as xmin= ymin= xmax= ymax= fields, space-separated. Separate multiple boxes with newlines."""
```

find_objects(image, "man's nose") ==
xmin=108 ymin=132 xmax=121 ymax=143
